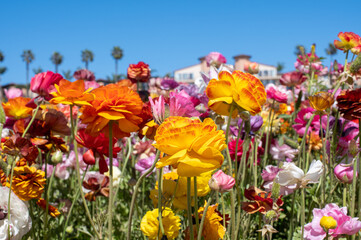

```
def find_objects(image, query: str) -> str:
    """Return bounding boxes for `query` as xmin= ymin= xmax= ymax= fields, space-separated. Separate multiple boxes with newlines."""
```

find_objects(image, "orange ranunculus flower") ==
xmin=36 ymin=198 xmax=61 ymax=217
xmin=2 ymin=97 xmax=33 ymax=119
xmin=116 ymin=79 xmax=137 ymax=91
xmin=154 ymin=117 xmax=226 ymax=177
xmin=80 ymin=84 xmax=144 ymax=138
xmin=50 ymin=79 xmax=95 ymax=106
xmin=334 ymin=32 xmax=361 ymax=53
xmin=309 ymin=91 xmax=334 ymax=113
xmin=140 ymin=120 xmax=159 ymax=140
xmin=127 ymin=61 xmax=151 ymax=83
xmin=206 ymin=71 xmax=266 ymax=116
xmin=7 ymin=165 xmax=46 ymax=201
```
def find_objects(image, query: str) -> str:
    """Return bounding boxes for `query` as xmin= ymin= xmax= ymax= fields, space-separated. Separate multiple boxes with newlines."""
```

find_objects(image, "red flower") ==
xmin=228 ymin=139 xmax=264 ymax=164
xmin=76 ymin=129 xmax=121 ymax=173
xmin=336 ymin=88 xmax=361 ymax=120
xmin=127 ymin=61 xmax=150 ymax=83
xmin=30 ymin=71 xmax=63 ymax=100
xmin=242 ymin=186 xmax=283 ymax=214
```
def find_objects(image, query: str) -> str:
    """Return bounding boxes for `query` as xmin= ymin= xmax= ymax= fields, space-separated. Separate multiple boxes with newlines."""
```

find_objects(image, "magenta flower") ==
xmin=266 ymin=84 xmax=289 ymax=103
xmin=169 ymin=90 xmax=200 ymax=118
xmin=304 ymin=203 xmax=361 ymax=239
xmin=270 ymin=140 xmax=298 ymax=162
xmin=208 ymin=170 xmax=235 ymax=193
xmin=334 ymin=164 xmax=356 ymax=184
xmin=4 ymin=87 xmax=23 ymax=99
xmin=73 ymin=69 xmax=95 ymax=81
xmin=30 ymin=71 xmax=63 ymax=100
xmin=135 ymin=155 xmax=156 ymax=176
xmin=160 ymin=78 xmax=179 ymax=90
xmin=205 ymin=52 xmax=227 ymax=67
xmin=279 ymin=71 xmax=307 ymax=87
xmin=293 ymin=108 xmax=320 ymax=136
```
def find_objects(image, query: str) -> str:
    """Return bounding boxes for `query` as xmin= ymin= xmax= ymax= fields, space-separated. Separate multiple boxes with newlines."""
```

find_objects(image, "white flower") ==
xmin=275 ymin=160 xmax=324 ymax=188
xmin=104 ymin=166 xmax=122 ymax=188
xmin=0 ymin=187 xmax=32 ymax=240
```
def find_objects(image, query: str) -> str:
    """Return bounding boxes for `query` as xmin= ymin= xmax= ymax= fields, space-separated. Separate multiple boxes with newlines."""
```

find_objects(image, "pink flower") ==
xmin=149 ymin=96 xmax=165 ymax=124
xmin=208 ymin=170 xmax=235 ymax=193
xmin=304 ymin=203 xmax=361 ymax=239
xmin=334 ymin=164 xmax=356 ymax=184
xmin=169 ymin=90 xmax=200 ymax=118
xmin=4 ymin=87 xmax=23 ymax=99
xmin=73 ymin=69 xmax=95 ymax=81
xmin=261 ymin=165 xmax=281 ymax=182
xmin=270 ymin=140 xmax=298 ymax=162
xmin=84 ymin=80 xmax=100 ymax=90
xmin=30 ymin=71 xmax=63 ymax=100
xmin=135 ymin=154 xmax=156 ymax=176
xmin=244 ymin=62 xmax=259 ymax=74
xmin=205 ymin=52 xmax=227 ymax=67
xmin=266 ymin=84 xmax=289 ymax=103
xmin=292 ymin=108 xmax=320 ymax=136
xmin=279 ymin=71 xmax=307 ymax=87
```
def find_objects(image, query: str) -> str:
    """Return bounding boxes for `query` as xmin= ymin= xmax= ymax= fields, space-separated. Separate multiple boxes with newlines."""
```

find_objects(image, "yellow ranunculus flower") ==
xmin=154 ymin=117 xmax=226 ymax=177
xmin=150 ymin=171 xmax=211 ymax=210
xmin=206 ymin=70 xmax=266 ymax=116
xmin=140 ymin=207 xmax=181 ymax=240
xmin=309 ymin=91 xmax=334 ymax=112
xmin=195 ymin=202 xmax=225 ymax=240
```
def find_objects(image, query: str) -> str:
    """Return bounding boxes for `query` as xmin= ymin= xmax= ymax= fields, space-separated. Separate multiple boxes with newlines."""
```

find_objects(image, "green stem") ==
xmin=62 ymin=165 xmax=89 ymax=240
xmin=301 ymin=188 xmax=305 ymax=238
xmin=221 ymin=193 xmax=226 ymax=229
xmin=44 ymin=163 xmax=56 ymax=238
xmin=297 ymin=113 xmax=316 ymax=168
xmin=127 ymin=151 xmax=160 ymax=240
xmin=70 ymin=106 xmax=101 ymax=240
xmin=194 ymin=177 xmax=199 ymax=231
xmin=319 ymin=115 xmax=325 ymax=207
xmin=351 ymin=157 xmax=358 ymax=218
xmin=22 ymin=104 xmax=40 ymax=138
xmin=225 ymin=104 xmax=235 ymax=144
xmin=187 ymin=177 xmax=194 ymax=240
xmin=287 ymin=192 xmax=296 ymax=240
xmin=7 ymin=159 xmax=17 ymax=238
xmin=197 ymin=191 xmax=215 ymax=240
xmin=108 ymin=121 xmax=114 ymax=240
xmin=158 ymin=168 xmax=165 ymax=235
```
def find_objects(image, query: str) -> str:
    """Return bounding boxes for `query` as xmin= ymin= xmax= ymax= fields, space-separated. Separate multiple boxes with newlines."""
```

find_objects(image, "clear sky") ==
xmin=1 ymin=0 xmax=360 ymax=85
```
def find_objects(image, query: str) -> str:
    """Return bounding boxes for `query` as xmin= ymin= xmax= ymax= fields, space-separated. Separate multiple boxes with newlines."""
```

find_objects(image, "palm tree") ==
xmin=0 ymin=51 xmax=5 ymax=100
xmin=0 ymin=51 xmax=4 ymax=62
xmin=50 ymin=52 xmax=63 ymax=73
xmin=62 ymin=70 xmax=73 ymax=80
xmin=294 ymin=45 xmax=306 ymax=56
xmin=325 ymin=43 xmax=337 ymax=62
xmin=81 ymin=49 xmax=94 ymax=70
xmin=33 ymin=67 xmax=43 ymax=74
xmin=21 ymin=50 xmax=35 ymax=96
xmin=111 ymin=46 xmax=123 ymax=79
xmin=276 ymin=62 xmax=285 ymax=73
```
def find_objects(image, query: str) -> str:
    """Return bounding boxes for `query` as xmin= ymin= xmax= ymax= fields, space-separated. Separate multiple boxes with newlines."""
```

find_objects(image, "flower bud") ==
xmin=240 ymin=111 xmax=251 ymax=121
xmin=208 ymin=170 xmax=235 ymax=193
xmin=334 ymin=164 xmax=356 ymax=184
xmin=320 ymin=216 xmax=337 ymax=231
xmin=215 ymin=116 xmax=225 ymax=125
xmin=349 ymin=139 xmax=359 ymax=157
xmin=66 ymin=226 xmax=74 ymax=233
xmin=51 ymin=151 xmax=63 ymax=164
xmin=244 ymin=62 xmax=259 ymax=74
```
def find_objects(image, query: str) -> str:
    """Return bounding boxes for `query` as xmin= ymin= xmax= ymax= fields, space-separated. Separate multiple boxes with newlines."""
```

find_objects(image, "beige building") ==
xmin=174 ymin=54 xmax=280 ymax=87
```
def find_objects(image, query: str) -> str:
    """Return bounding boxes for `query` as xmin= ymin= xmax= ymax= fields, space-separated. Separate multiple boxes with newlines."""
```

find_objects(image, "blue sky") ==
xmin=1 ymin=0 xmax=360 ymax=85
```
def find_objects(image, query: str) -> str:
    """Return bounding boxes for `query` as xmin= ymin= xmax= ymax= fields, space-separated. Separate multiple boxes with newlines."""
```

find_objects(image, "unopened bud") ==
xmin=215 ymin=116 xmax=225 ymax=125
xmin=350 ymin=53 xmax=361 ymax=74
xmin=349 ymin=139 xmax=359 ymax=157
xmin=66 ymin=226 xmax=74 ymax=233
xmin=51 ymin=151 xmax=63 ymax=164
xmin=240 ymin=111 xmax=250 ymax=121
xmin=271 ymin=182 xmax=280 ymax=200
xmin=265 ymin=210 xmax=277 ymax=221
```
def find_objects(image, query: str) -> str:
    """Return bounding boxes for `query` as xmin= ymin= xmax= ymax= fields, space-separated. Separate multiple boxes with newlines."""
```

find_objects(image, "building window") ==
xmin=263 ymin=70 xmax=268 ymax=76
xmin=189 ymin=73 xmax=193 ymax=79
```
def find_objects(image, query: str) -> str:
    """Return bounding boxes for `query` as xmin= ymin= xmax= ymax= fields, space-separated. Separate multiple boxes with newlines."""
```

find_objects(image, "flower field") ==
xmin=2 ymin=31 xmax=361 ymax=240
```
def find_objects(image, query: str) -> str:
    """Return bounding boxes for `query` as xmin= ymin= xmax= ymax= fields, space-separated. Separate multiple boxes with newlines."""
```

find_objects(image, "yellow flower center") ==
xmin=320 ymin=216 xmax=337 ymax=230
